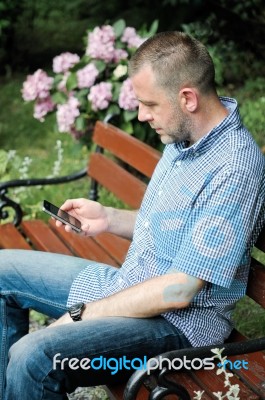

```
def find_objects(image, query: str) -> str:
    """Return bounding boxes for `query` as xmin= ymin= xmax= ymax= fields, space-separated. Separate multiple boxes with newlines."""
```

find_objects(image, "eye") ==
xmin=145 ymin=103 xmax=156 ymax=108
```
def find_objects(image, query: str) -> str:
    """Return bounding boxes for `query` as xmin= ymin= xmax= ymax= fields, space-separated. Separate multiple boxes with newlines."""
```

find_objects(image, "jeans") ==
xmin=0 ymin=249 xmax=191 ymax=400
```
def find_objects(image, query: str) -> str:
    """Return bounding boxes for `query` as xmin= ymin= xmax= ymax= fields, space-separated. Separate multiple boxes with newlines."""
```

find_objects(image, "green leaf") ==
xmin=53 ymin=74 xmax=64 ymax=86
xmin=113 ymin=19 xmax=126 ymax=38
xmin=51 ymin=92 xmax=68 ymax=104
xmin=94 ymin=60 xmax=106 ymax=73
xmin=107 ymin=104 xmax=120 ymax=116
xmin=120 ymin=121 xmax=133 ymax=134
xmin=66 ymin=72 xmax=78 ymax=91
xmin=112 ymin=82 xmax=122 ymax=101
xmin=75 ymin=88 xmax=89 ymax=101
xmin=0 ymin=20 xmax=10 ymax=29
xmin=75 ymin=115 xmax=86 ymax=131
xmin=133 ymin=123 xmax=146 ymax=140
xmin=0 ymin=150 xmax=8 ymax=176
xmin=148 ymin=20 xmax=159 ymax=36
xmin=0 ymin=2 xmax=7 ymax=11
xmin=123 ymin=110 xmax=138 ymax=122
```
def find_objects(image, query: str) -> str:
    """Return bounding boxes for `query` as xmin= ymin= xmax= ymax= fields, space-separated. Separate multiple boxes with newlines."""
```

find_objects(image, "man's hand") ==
xmin=55 ymin=198 xmax=109 ymax=236
xmin=55 ymin=198 xmax=138 ymax=239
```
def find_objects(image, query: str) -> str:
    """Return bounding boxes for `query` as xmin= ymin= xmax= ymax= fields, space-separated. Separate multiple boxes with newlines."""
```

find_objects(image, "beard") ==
xmin=158 ymin=107 xmax=194 ymax=145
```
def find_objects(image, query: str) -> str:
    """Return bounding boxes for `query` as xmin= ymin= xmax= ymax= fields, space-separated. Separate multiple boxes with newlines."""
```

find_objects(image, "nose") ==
xmin=138 ymin=103 xmax=153 ymax=122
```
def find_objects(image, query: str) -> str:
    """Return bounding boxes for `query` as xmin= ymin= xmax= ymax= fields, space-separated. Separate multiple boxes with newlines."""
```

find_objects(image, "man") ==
xmin=0 ymin=31 xmax=264 ymax=399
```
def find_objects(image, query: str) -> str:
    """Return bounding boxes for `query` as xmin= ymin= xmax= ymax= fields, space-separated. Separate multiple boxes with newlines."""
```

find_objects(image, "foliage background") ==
xmin=0 ymin=0 xmax=265 ymax=339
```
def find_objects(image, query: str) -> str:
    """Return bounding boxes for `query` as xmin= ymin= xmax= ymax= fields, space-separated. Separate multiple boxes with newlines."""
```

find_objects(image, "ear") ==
xmin=179 ymin=88 xmax=198 ymax=113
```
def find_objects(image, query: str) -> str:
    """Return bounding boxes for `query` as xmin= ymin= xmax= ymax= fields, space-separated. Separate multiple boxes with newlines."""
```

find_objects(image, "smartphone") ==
xmin=42 ymin=200 xmax=82 ymax=233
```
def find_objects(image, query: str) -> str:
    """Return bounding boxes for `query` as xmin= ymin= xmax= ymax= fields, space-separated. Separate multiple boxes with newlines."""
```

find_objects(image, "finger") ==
xmin=81 ymin=223 xmax=90 ymax=235
xmin=60 ymin=198 xmax=84 ymax=212
xmin=55 ymin=219 xmax=63 ymax=227
xmin=59 ymin=199 xmax=76 ymax=212
xmin=64 ymin=224 xmax=73 ymax=233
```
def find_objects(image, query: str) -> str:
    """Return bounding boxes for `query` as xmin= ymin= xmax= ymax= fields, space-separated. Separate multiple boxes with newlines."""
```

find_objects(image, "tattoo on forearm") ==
xmin=163 ymin=272 xmax=201 ymax=303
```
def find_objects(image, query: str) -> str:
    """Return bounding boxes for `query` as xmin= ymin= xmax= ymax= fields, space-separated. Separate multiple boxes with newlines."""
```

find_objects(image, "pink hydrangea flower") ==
xmin=86 ymin=25 xmax=116 ymax=62
xmin=76 ymin=63 xmax=99 ymax=89
xmin=121 ymin=27 xmax=146 ymax=48
xmin=56 ymin=96 xmax=80 ymax=132
xmin=118 ymin=78 xmax=139 ymax=111
xmin=33 ymin=97 xmax=55 ymax=122
xmin=88 ymin=82 xmax=112 ymax=111
xmin=53 ymin=52 xmax=80 ymax=73
xmin=57 ymin=72 xmax=70 ymax=93
xmin=22 ymin=69 xmax=54 ymax=101
xmin=113 ymin=48 xmax=128 ymax=62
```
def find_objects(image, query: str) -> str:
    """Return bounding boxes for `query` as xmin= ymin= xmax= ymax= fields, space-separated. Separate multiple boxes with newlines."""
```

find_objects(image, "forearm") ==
xmin=48 ymin=272 xmax=204 ymax=329
xmin=105 ymin=207 xmax=138 ymax=239
xmin=83 ymin=272 xmax=204 ymax=320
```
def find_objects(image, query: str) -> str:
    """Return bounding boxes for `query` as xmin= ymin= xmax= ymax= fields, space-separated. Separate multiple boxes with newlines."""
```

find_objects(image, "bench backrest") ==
xmin=88 ymin=121 xmax=161 ymax=209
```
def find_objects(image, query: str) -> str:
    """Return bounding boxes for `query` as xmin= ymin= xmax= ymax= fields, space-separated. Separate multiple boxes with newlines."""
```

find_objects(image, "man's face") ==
xmin=131 ymin=65 xmax=193 ymax=145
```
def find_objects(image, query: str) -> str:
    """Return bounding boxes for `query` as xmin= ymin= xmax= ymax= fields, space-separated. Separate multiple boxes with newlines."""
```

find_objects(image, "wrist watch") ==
xmin=68 ymin=302 xmax=85 ymax=322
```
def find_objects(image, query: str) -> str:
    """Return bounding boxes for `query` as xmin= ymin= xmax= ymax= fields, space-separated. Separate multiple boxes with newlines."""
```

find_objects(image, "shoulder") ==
xmin=225 ymin=127 xmax=265 ymax=177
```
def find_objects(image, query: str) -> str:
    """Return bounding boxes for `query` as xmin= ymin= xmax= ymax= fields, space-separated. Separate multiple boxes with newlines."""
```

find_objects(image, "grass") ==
xmin=1 ymin=73 xmax=265 ymax=339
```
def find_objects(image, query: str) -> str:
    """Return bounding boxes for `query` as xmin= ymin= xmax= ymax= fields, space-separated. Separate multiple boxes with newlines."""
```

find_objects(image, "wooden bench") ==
xmin=0 ymin=120 xmax=265 ymax=400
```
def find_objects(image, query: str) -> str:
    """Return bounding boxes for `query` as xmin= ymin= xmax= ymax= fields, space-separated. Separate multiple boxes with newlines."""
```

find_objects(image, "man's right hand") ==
xmin=56 ymin=198 xmax=109 ymax=236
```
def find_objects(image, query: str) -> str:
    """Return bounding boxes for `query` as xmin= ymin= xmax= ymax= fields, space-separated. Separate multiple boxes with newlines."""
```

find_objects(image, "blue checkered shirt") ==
xmin=67 ymin=97 xmax=265 ymax=346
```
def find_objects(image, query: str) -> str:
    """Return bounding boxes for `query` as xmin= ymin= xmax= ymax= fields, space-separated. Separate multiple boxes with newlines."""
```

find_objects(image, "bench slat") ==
xmin=164 ymin=372 xmax=213 ymax=399
xmin=89 ymin=153 xmax=147 ymax=209
xmin=247 ymin=259 xmax=265 ymax=307
xmin=191 ymin=367 xmax=260 ymax=399
xmin=49 ymin=220 xmax=120 ymax=266
xmin=0 ymin=223 xmax=31 ymax=250
xmin=228 ymin=351 xmax=265 ymax=398
xmin=93 ymin=121 xmax=161 ymax=178
xmin=21 ymin=220 xmax=73 ymax=255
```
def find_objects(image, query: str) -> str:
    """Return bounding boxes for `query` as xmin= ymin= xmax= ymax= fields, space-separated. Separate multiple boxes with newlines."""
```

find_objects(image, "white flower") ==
xmin=7 ymin=150 xmax=16 ymax=161
xmin=213 ymin=391 xmax=224 ymax=400
xmin=226 ymin=384 xmax=240 ymax=398
xmin=113 ymin=64 xmax=128 ymax=79
xmin=211 ymin=348 xmax=225 ymax=357
xmin=193 ymin=390 xmax=205 ymax=399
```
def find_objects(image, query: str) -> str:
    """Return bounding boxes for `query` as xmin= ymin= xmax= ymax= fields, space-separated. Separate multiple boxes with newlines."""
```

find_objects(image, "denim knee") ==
xmin=8 ymin=332 xmax=44 ymax=376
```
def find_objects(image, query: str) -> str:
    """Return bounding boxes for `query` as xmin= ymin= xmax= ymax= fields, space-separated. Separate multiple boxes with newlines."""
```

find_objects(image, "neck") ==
xmin=190 ymin=95 xmax=229 ymax=145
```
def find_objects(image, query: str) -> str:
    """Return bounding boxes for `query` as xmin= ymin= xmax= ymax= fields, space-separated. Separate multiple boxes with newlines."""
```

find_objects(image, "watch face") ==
xmin=69 ymin=302 xmax=84 ymax=321
xmin=71 ymin=302 xmax=84 ymax=312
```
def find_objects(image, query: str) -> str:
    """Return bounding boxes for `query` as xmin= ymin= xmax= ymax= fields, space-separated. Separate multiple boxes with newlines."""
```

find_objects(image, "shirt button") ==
xmin=158 ymin=190 xmax=163 ymax=196
xmin=176 ymin=160 xmax=182 ymax=166
xmin=144 ymin=221 xmax=149 ymax=228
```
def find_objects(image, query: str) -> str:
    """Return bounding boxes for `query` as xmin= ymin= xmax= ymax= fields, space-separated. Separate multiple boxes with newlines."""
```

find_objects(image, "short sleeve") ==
xmin=171 ymin=170 xmax=262 ymax=288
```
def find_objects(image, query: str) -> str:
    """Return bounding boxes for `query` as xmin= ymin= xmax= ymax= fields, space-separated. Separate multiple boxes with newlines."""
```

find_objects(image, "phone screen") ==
xmin=42 ymin=200 xmax=82 ymax=233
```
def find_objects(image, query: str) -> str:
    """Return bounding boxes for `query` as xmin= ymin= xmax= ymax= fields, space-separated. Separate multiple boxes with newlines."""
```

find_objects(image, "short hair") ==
xmin=129 ymin=31 xmax=216 ymax=96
